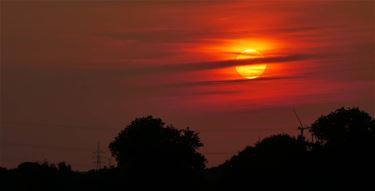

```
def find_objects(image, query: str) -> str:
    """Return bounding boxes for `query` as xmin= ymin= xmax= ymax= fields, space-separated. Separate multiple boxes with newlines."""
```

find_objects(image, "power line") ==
xmin=2 ymin=141 xmax=92 ymax=152
xmin=2 ymin=122 xmax=119 ymax=131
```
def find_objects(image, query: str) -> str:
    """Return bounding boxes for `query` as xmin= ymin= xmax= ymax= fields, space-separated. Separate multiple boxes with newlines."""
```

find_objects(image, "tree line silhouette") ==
xmin=1 ymin=107 xmax=374 ymax=190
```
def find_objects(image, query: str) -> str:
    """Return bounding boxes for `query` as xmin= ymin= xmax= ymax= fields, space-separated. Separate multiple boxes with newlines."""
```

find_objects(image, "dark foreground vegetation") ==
xmin=1 ymin=107 xmax=374 ymax=190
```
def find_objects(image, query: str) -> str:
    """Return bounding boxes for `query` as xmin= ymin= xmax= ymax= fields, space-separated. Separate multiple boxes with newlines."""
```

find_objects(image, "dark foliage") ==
xmin=207 ymin=107 xmax=375 ymax=189
xmin=310 ymin=107 xmax=375 ymax=150
xmin=107 ymin=116 xmax=206 ymax=188
xmin=109 ymin=115 xmax=206 ymax=173
xmin=1 ymin=108 xmax=374 ymax=190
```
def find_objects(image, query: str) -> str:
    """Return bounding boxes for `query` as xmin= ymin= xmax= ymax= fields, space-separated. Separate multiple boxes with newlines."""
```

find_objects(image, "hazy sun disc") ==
xmin=235 ymin=49 xmax=267 ymax=79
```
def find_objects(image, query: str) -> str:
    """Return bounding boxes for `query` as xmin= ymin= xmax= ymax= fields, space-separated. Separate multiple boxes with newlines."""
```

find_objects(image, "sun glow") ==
xmin=235 ymin=49 xmax=267 ymax=79
xmin=190 ymin=38 xmax=279 ymax=79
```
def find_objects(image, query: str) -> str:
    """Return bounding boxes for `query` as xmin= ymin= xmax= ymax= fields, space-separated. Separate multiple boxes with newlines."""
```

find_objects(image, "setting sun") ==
xmin=2 ymin=1 xmax=374 ymax=184
xmin=235 ymin=49 xmax=267 ymax=79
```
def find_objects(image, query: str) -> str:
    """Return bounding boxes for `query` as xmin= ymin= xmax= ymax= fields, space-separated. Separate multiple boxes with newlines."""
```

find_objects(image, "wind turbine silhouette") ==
xmin=293 ymin=109 xmax=309 ymax=140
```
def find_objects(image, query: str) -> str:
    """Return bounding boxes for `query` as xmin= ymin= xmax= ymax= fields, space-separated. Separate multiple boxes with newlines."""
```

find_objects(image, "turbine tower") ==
xmin=293 ymin=109 xmax=309 ymax=140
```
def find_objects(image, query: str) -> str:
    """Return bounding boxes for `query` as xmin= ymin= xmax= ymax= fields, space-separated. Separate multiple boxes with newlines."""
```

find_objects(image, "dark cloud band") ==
xmin=144 ymin=54 xmax=312 ymax=73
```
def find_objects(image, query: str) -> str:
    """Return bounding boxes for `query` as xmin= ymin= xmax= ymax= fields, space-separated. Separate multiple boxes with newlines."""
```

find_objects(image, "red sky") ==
xmin=1 ymin=1 xmax=374 ymax=170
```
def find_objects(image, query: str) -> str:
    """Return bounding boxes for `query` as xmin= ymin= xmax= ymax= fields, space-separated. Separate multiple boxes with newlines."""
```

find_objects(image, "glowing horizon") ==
xmin=2 ymin=1 xmax=374 ymax=170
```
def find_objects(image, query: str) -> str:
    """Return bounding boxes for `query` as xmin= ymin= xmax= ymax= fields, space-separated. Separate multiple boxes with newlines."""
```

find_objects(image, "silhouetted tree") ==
xmin=304 ymin=107 xmax=375 ymax=189
xmin=2 ymin=108 xmax=374 ymax=190
xmin=208 ymin=134 xmax=309 ymax=189
xmin=309 ymin=107 xmax=375 ymax=149
xmin=109 ymin=115 xmax=206 ymax=187
xmin=255 ymin=134 xmax=307 ymax=158
xmin=57 ymin=162 xmax=70 ymax=170
xmin=220 ymin=134 xmax=307 ymax=170
xmin=2 ymin=161 xmax=76 ymax=191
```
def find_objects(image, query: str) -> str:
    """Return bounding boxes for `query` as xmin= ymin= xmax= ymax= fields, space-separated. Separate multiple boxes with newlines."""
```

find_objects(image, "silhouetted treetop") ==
xmin=254 ymin=134 xmax=307 ymax=155
xmin=109 ymin=115 xmax=206 ymax=172
xmin=309 ymin=107 xmax=375 ymax=148
xmin=2 ymin=108 xmax=375 ymax=190
xmin=219 ymin=134 xmax=307 ymax=171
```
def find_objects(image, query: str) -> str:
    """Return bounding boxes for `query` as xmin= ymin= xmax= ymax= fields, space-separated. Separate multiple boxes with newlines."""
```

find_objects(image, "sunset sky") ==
xmin=1 ymin=0 xmax=374 ymax=170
